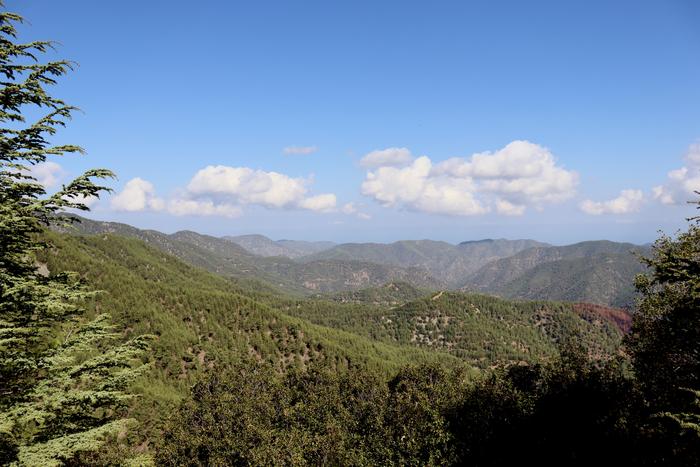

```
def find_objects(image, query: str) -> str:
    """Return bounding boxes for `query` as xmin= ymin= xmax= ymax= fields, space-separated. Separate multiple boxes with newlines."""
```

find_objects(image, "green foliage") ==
xmin=288 ymin=291 xmax=625 ymax=368
xmin=464 ymin=241 xmax=650 ymax=307
xmin=37 ymin=231 xmax=472 ymax=444
xmin=625 ymin=214 xmax=700 ymax=463
xmin=55 ymin=215 xmax=442 ymax=295
xmin=157 ymin=353 xmax=643 ymax=466
xmin=493 ymin=252 xmax=647 ymax=308
xmin=627 ymin=223 xmax=700 ymax=406
xmin=314 ymin=281 xmax=429 ymax=306
xmin=157 ymin=363 xmax=391 ymax=466
xmin=0 ymin=4 xmax=148 ymax=464
xmin=156 ymin=362 xmax=470 ymax=466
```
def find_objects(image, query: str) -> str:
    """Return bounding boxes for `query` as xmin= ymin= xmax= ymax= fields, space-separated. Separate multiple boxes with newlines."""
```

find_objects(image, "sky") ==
xmin=9 ymin=0 xmax=700 ymax=244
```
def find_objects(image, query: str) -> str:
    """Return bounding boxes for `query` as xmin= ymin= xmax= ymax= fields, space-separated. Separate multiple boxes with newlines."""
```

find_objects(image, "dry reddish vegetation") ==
xmin=573 ymin=303 xmax=632 ymax=334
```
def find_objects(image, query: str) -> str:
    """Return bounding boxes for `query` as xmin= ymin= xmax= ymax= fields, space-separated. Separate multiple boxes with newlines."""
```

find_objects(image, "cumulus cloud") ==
xmin=360 ymin=147 xmax=413 ymax=168
xmin=111 ymin=178 xmax=165 ymax=212
xmin=362 ymin=156 xmax=488 ymax=216
xmin=110 ymin=165 xmax=338 ymax=217
xmin=580 ymin=189 xmax=644 ymax=215
xmin=283 ymin=145 xmax=318 ymax=155
xmin=186 ymin=165 xmax=336 ymax=212
xmin=653 ymin=143 xmax=700 ymax=205
xmin=361 ymin=141 xmax=577 ymax=216
xmin=187 ymin=166 xmax=309 ymax=208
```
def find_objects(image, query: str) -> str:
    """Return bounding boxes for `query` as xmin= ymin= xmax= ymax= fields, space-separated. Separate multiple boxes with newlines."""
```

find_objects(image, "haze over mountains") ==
xmin=56 ymin=215 xmax=649 ymax=307
xmin=224 ymin=234 xmax=337 ymax=259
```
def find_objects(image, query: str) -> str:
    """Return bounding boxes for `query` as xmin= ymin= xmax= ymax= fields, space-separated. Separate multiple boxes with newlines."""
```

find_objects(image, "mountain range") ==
xmin=39 ymin=221 xmax=636 ymax=444
xmin=54 ymin=215 xmax=649 ymax=307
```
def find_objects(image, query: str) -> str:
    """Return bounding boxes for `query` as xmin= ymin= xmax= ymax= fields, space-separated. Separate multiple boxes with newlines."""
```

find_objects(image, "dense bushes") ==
xmin=156 ymin=352 xmax=646 ymax=466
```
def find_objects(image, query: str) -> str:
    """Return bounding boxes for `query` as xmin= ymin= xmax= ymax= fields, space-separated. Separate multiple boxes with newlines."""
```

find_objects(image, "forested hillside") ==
xmin=315 ymin=281 xmax=430 ymax=305
xmin=300 ymin=238 xmax=547 ymax=285
xmin=57 ymin=216 xmax=650 ymax=307
xmin=55 ymin=216 xmax=442 ymax=293
xmin=37 ymin=232 xmax=468 ymax=432
xmin=463 ymin=241 xmax=650 ymax=307
xmin=286 ymin=291 xmax=625 ymax=368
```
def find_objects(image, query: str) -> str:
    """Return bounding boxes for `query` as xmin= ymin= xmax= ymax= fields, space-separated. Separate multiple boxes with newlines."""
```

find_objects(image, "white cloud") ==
xmin=186 ymin=165 xmax=335 ymax=212
xmin=361 ymin=141 xmax=577 ymax=216
xmin=298 ymin=193 xmax=337 ymax=212
xmin=110 ymin=165 xmax=338 ymax=217
xmin=187 ymin=165 xmax=308 ymax=209
xmin=580 ymin=189 xmax=644 ymax=215
xmin=63 ymin=193 xmax=99 ymax=208
xmin=357 ymin=212 xmax=371 ymax=220
xmin=362 ymin=156 xmax=488 ymax=216
xmin=28 ymin=161 xmax=65 ymax=188
xmin=283 ymin=145 xmax=318 ymax=155
xmin=167 ymin=198 xmax=242 ymax=218
xmin=653 ymin=143 xmax=700 ymax=205
xmin=360 ymin=147 xmax=413 ymax=168
xmin=111 ymin=178 xmax=165 ymax=212
xmin=433 ymin=141 xmax=578 ymax=204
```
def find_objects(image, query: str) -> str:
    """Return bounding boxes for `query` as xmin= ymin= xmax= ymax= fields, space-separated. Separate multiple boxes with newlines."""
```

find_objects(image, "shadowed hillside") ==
xmin=300 ymin=238 xmax=548 ymax=286
xmin=463 ymin=241 xmax=650 ymax=307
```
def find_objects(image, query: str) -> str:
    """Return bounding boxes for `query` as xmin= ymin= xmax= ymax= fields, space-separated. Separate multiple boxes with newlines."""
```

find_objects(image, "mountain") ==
xmin=462 ymin=241 xmax=650 ymax=307
xmin=224 ymin=234 xmax=335 ymax=258
xmin=301 ymin=238 xmax=548 ymax=286
xmin=54 ymin=216 xmax=441 ymax=294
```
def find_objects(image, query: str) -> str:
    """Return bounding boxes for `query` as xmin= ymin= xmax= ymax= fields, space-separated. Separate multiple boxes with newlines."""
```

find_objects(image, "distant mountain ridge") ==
xmin=224 ymin=234 xmax=336 ymax=258
xmin=462 ymin=241 xmax=651 ymax=307
xmin=53 ymin=215 xmax=648 ymax=307
xmin=54 ymin=216 xmax=441 ymax=294
xmin=300 ymin=238 xmax=549 ymax=286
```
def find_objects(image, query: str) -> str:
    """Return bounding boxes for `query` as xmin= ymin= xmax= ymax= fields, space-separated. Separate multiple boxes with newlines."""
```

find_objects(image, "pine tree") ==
xmin=0 ymin=3 xmax=150 ymax=465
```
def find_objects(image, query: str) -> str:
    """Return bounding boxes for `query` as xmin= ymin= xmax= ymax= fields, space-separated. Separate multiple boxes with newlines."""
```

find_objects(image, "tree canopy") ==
xmin=0 ymin=4 xmax=149 ymax=465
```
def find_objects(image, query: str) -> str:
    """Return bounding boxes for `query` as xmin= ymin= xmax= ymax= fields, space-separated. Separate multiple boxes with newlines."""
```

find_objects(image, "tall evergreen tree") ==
xmin=0 ymin=4 xmax=149 ymax=465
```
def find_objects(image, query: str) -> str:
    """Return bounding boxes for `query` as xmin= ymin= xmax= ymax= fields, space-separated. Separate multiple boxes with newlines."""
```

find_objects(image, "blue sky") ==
xmin=11 ymin=0 xmax=700 ymax=244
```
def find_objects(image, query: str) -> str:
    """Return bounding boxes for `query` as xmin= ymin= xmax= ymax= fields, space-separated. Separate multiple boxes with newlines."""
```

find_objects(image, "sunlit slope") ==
xmin=54 ymin=216 xmax=441 ymax=293
xmin=39 ymin=232 xmax=467 ymax=394
xmin=285 ymin=291 xmax=626 ymax=368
